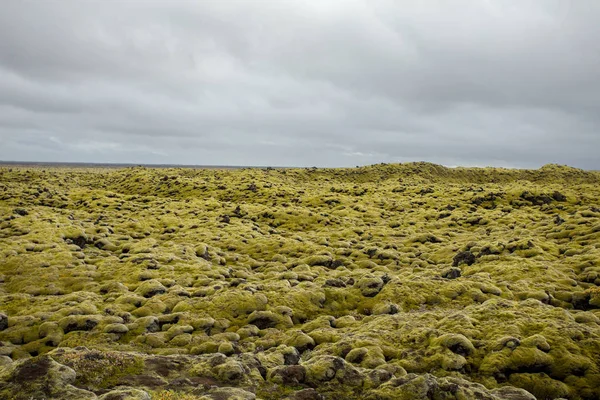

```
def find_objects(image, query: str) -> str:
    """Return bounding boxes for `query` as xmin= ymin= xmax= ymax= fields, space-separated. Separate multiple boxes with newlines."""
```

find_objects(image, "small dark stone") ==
xmin=274 ymin=365 xmax=306 ymax=385
xmin=442 ymin=267 xmax=461 ymax=279
xmin=209 ymin=353 xmax=227 ymax=367
xmin=71 ymin=235 xmax=88 ymax=249
xmin=248 ymin=312 xmax=279 ymax=329
xmin=63 ymin=318 xmax=98 ymax=334
xmin=166 ymin=377 xmax=192 ymax=388
xmin=13 ymin=208 xmax=28 ymax=216
xmin=323 ymin=279 xmax=346 ymax=288
xmin=452 ymin=251 xmax=476 ymax=267
xmin=0 ymin=313 xmax=8 ymax=331
xmin=233 ymin=205 xmax=242 ymax=217
xmin=448 ymin=343 xmax=471 ymax=357
xmin=283 ymin=349 xmax=301 ymax=365
xmin=551 ymin=191 xmax=567 ymax=202
xmin=157 ymin=314 xmax=180 ymax=327
xmin=520 ymin=191 xmax=553 ymax=206
xmin=368 ymin=369 xmax=393 ymax=386
xmin=381 ymin=273 xmax=391 ymax=284
xmin=145 ymin=319 xmax=160 ymax=333
xmin=83 ymin=351 xmax=104 ymax=361
xmin=198 ymin=249 xmax=211 ymax=261
xmin=251 ymin=317 xmax=276 ymax=329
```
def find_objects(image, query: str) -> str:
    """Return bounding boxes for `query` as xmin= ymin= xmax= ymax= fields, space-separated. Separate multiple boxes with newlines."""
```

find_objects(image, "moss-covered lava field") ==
xmin=1 ymin=163 xmax=600 ymax=400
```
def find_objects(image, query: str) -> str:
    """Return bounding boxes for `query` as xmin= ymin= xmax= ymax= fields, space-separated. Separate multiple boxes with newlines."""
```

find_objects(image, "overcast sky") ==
xmin=0 ymin=1 xmax=599 ymax=168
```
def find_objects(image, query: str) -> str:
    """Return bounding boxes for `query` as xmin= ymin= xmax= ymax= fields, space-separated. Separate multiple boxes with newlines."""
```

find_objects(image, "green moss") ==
xmin=284 ymin=330 xmax=315 ymax=353
xmin=53 ymin=349 xmax=145 ymax=390
xmin=2 ymin=164 xmax=600 ymax=398
xmin=247 ymin=311 xmax=292 ymax=330
xmin=355 ymin=276 xmax=384 ymax=297
xmin=103 ymin=323 xmax=129 ymax=334
xmin=479 ymin=347 xmax=553 ymax=376
xmin=134 ymin=280 xmax=167 ymax=298
xmin=190 ymin=341 xmax=219 ymax=355
xmin=433 ymin=333 xmax=475 ymax=356
xmin=303 ymin=355 xmax=363 ymax=387
xmin=508 ymin=373 xmax=570 ymax=399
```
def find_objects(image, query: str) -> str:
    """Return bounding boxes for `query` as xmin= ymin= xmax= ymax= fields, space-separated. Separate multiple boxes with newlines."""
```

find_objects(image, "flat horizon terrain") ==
xmin=0 ymin=161 xmax=267 ymax=170
xmin=1 ymin=162 xmax=600 ymax=400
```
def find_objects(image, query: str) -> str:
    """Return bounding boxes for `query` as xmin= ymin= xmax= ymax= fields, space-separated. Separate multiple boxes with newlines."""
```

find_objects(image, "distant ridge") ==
xmin=0 ymin=161 xmax=274 ymax=169
xmin=1 ymin=160 xmax=598 ymax=185
xmin=305 ymin=162 xmax=600 ymax=185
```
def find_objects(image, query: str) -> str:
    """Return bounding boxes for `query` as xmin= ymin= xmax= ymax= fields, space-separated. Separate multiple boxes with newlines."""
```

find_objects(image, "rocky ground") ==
xmin=0 ymin=163 xmax=599 ymax=400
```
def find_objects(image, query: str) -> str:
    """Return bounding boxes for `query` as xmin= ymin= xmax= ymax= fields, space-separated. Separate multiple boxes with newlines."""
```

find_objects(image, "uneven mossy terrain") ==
xmin=1 ymin=162 xmax=600 ymax=399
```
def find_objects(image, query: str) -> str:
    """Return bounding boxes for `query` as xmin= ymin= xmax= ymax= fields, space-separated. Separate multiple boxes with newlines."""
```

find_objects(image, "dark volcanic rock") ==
xmin=0 ymin=355 xmax=96 ymax=399
xmin=269 ymin=365 xmax=307 ymax=385
xmin=0 ymin=313 xmax=7 ymax=331
xmin=442 ymin=267 xmax=462 ymax=279
xmin=453 ymin=251 xmax=476 ymax=267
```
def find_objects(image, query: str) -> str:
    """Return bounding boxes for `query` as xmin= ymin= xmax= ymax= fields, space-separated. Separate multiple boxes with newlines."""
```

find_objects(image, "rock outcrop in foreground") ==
xmin=1 ymin=163 xmax=599 ymax=399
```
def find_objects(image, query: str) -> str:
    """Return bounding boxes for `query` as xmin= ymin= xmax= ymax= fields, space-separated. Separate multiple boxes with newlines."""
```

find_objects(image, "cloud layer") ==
xmin=1 ymin=0 xmax=598 ymax=168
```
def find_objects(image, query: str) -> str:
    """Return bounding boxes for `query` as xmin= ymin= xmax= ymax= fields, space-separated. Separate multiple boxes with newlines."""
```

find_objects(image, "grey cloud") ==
xmin=0 ymin=0 xmax=599 ymax=168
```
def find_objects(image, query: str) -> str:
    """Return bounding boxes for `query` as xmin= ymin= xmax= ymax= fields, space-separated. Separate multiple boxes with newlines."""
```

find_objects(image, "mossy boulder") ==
xmin=134 ymin=280 xmax=167 ymax=298
xmin=355 ymin=276 xmax=384 ymax=297
xmin=508 ymin=373 xmax=570 ymax=399
xmin=0 ymin=355 xmax=96 ymax=399
xmin=0 ymin=314 xmax=8 ymax=331
xmin=104 ymin=323 xmax=129 ymax=334
xmin=303 ymin=355 xmax=364 ymax=386
xmin=50 ymin=349 xmax=145 ymax=391
xmin=130 ymin=316 xmax=160 ymax=334
xmin=479 ymin=347 xmax=553 ymax=376
xmin=434 ymin=333 xmax=475 ymax=356
xmin=369 ymin=373 xmax=536 ymax=400
xmin=212 ymin=359 xmax=247 ymax=383
xmin=343 ymin=345 xmax=386 ymax=369
xmin=58 ymin=315 xmax=100 ymax=334
xmin=268 ymin=365 xmax=307 ymax=385
xmin=284 ymin=330 xmax=315 ymax=353
xmin=247 ymin=310 xmax=292 ymax=330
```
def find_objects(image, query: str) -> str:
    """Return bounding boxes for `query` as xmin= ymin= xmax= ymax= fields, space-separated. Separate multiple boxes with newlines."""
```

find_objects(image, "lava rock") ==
xmin=0 ymin=313 xmax=8 ymax=331
xmin=0 ymin=355 xmax=96 ymax=399
xmin=453 ymin=251 xmax=476 ymax=267
xmin=442 ymin=267 xmax=462 ymax=279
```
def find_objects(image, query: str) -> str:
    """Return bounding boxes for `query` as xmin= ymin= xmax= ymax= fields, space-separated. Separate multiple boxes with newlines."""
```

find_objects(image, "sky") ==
xmin=0 ymin=0 xmax=599 ymax=169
